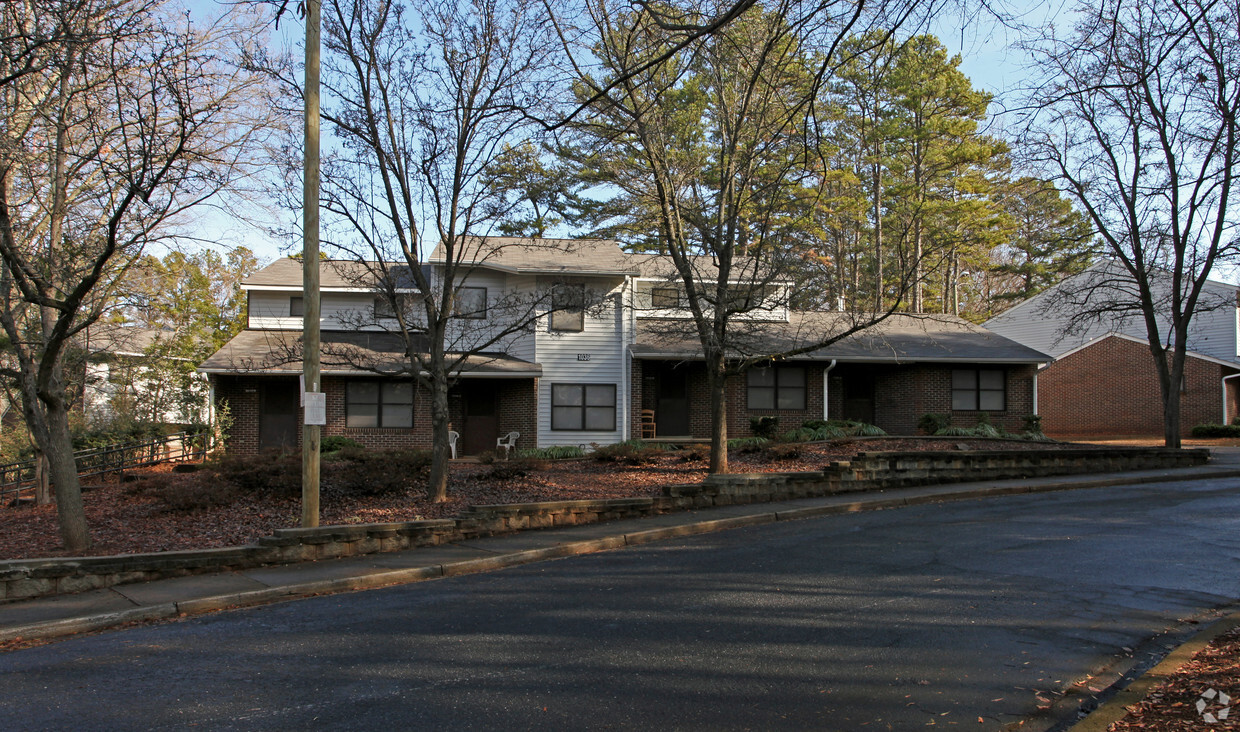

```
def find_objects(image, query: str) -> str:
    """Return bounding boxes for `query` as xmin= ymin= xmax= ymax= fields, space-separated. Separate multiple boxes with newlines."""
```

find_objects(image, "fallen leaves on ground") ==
xmin=1108 ymin=627 xmax=1240 ymax=730
xmin=0 ymin=438 xmax=1062 ymax=560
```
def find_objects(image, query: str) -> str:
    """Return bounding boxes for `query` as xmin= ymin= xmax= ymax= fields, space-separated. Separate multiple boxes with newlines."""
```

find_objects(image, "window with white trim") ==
xmin=346 ymin=381 xmax=414 ymax=428
xmin=551 ymin=284 xmax=585 ymax=331
xmin=951 ymin=369 xmax=1005 ymax=411
xmin=551 ymin=383 xmax=616 ymax=431
xmin=747 ymin=366 xmax=806 ymax=410
xmin=454 ymin=287 xmax=487 ymax=319
xmin=651 ymin=287 xmax=680 ymax=308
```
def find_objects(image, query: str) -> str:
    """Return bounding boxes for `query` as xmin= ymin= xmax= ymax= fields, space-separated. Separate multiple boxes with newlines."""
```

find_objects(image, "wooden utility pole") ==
xmin=301 ymin=0 xmax=321 ymax=527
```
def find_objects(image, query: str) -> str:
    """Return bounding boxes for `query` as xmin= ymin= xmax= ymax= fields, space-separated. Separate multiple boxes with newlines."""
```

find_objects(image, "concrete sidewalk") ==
xmin=5 ymin=455 xmax=1240 ymax=647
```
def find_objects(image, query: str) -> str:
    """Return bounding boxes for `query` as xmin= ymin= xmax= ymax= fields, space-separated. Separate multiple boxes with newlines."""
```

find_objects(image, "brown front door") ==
xmin=259 ymin=379 xmax=299 ymax=450
xmin=842 ymin=372 xmax=875 ymax=424
xmin=656 ymin=364 xmax=690 ymax=436
xmin=461 ymin=383 xmax=499 ymax=455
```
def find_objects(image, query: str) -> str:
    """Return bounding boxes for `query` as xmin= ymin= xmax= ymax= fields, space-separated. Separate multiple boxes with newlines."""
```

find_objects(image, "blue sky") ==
xmin=178 ymin=0 xmax=1057 ymax=265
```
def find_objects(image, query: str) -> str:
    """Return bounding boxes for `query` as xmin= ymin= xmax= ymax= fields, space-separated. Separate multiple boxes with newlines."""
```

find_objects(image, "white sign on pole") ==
xmin=304 ymin=391 xmax=326 ymax=425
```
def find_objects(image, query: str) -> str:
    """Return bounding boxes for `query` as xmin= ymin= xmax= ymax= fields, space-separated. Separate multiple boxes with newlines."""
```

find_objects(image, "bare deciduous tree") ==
xmin=0 ymin=0 xmax=272 ymax=551
xmin=303 ymin=0 xmax=583 ymax=502
xmin=1021 ymin=0 xmax=1240 ymax=447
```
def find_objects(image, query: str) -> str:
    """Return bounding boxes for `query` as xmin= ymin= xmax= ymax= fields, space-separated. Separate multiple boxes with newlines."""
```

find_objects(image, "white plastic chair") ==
xmin=496 ymin=431 xmax=519 ymax=460
xmin=448 ymin=430 xmax=460 ymax=460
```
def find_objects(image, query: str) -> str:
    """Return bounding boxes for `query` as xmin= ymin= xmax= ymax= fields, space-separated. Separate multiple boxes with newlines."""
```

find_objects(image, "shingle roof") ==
xmin=86 ymin=324 xmax=165 ymax=356
xmin=198 ymin=330 xmax=541 ymax=376
xmin=242 ymin=259 xmax=424 ymax=290
xmin=429 ymin=237 xmax=639 ymax=276
xmin=632 ymin=312 xmax=1052 ymax=364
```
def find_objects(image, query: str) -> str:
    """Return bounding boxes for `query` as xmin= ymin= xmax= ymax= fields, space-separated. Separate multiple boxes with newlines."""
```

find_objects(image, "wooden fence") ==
xmin=0 ymin=431 xmax=212 ymax=505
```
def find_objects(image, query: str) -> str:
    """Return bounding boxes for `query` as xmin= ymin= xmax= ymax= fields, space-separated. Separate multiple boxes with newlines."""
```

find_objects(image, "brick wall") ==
xmin=212 ymin=374 xmax=263 ymax=453
xmin=495 ymin=378 xmax=539 ymax=448
xmin=1037 ymin=335 xmax=1235 ymax=437
xmin=214 ymin=374 xmax=537 ymax=454
xmin=725 ymin=363 xmax=826 ymax=438
xmin=629 ymin=359 xmax=1037 ymax=438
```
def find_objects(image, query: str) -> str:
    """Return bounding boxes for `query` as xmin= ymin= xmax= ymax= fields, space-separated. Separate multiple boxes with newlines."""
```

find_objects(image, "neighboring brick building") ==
xmin=1033 ymin=334 xmax=1240 ymax=438
xmin=985 ymin=262 xmax=1240 ymax=438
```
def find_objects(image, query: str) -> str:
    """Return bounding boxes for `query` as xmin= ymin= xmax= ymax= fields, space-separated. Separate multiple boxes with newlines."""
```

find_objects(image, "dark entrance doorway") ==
xmin=259 ymin=379 xmax=299 ymax=450
xmin=461 ymin=383 xmax=499 ymax=455
xmin=654 ymin=364 xmax=691 ymax=437
xmin=841 ymin=372 xmax=875 ymax=424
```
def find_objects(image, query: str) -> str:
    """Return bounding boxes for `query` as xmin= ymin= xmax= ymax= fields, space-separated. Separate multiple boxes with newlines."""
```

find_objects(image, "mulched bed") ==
xmin=0 ymin=437 xmax=1063 ymax=560
xmin=1109 ymin=626 xmax=1240 ymax=730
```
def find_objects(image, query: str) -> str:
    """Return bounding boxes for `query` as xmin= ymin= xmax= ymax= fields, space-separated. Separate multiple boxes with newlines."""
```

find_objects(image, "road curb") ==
xmin=1069 ymin=610 xmax=1240 ymax=731
xmin=5 ymin=467 xmax=1240 ymax=645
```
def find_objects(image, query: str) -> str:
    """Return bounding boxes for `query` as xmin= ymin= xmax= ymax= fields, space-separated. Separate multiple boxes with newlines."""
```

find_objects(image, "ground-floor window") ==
xmin=551 ymin=383 xmax=616 ymax=430
xmin=951 ymin=369 xmax=1005 ymax=411
xmin=747 ymin=366 xmax=806 ymax=410
xmin=346 ymin=381 xmax=414 ymax=428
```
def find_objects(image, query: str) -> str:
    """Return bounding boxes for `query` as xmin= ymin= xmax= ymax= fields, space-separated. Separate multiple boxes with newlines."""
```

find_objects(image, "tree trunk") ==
xmin=34 ymin=453 xmax=51 ymax=505
xmin=1161 ymin=351 xmax=1184 ymax=449
xmin=706 ymin=350 xmax=728 ymax=475
xmin=427 ymin=364 xmax=451 ymax=503
xmin=43 ymin=400 xmax=89 ymax=552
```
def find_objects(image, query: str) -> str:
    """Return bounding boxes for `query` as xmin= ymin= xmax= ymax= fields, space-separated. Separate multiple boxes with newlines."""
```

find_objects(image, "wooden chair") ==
xmin=640 ymin=409 xmax=656 ymax=439
xmin=496 ymin=431 xmax=520 ymax=460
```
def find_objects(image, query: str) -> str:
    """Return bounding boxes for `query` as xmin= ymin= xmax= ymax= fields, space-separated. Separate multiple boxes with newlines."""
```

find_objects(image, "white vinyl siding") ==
xmin=535 ymin=281 xmax=627 ymax=447
xmin=985 ymin=268 xmax=1240 ymax=364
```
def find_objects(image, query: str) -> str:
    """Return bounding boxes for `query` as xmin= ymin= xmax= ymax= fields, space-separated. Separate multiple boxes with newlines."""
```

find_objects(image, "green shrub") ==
xmin=1023 ymin=414 xmax=1043 ymax=434
xmin=328 ymin=449 xmax=430 ymax=496
xmin=517 ymin=445 xmax=586 ymax=460
xmin=210 ymin=452 xmax=302 ymax=498
xmin=750 ymin=416 xmax=780 ymax=439
xmin=972 ymin=423 xmax=1002 ymax=439
xmin=781 ymin=427 xmax=819 ymax=443
xmin=727 ymin=436 xmax=769 ymax=452
xmin=935 ymin=425 xmax=979 ymax=437
xmin=845 ymin=421 xmax=887 ymax=437
xmin=592 ymin=439 xmax=666 ymax=465
xmin=1191 ymin=423 xmax=1240 ymax=438
xmin=321 ymin=436 xmax=364 ymax=453
xmin=918 ymin=413 xmax=951 ymax=435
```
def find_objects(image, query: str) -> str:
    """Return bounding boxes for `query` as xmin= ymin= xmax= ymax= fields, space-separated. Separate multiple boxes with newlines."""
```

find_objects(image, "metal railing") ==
xmin=0 ymin=430 xmax=212 ymax=505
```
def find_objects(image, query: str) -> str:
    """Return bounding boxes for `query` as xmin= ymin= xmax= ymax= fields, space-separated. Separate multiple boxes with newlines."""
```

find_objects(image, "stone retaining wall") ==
xmin=0 ymin=447 xmax=1208 ymax=602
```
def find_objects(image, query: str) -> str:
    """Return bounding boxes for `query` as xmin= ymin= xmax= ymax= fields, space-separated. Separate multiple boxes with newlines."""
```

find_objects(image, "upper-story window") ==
xmin=454 ymin=287 xmax=487 ymax=319
xmin=289 ymin=296 xmax=304 ymax=318
xmin=551 ymin=284 xmax=584 ymax=332
xmin=374 ymin=294 xmax=414 ymax=320
xmin=951 ymin=369 xmax=1005 ymax=411
xmin=651 ymin=287 xmax=680 ymax=309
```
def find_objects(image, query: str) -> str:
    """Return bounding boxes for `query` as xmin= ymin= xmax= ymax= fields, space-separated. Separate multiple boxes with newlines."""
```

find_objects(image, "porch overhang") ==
xmin=198 ymin=330 xmax=541 ymax=379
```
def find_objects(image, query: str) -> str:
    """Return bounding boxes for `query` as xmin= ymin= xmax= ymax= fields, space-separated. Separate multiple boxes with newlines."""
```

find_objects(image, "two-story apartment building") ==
xmin=200 ymin=238 xmax=1051 ymax=454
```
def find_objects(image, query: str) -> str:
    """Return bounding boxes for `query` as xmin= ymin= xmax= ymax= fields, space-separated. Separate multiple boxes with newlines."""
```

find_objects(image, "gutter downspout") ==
xmin=622 ymin=276 xmax=632 ymax=442
xmin=1221 ymin=372 xmax=1240 ymax=424
xmin=1033 ymin=368 xmax=1039 ymax=417
xmin=823 ymin=360 xmax=837 ymax=420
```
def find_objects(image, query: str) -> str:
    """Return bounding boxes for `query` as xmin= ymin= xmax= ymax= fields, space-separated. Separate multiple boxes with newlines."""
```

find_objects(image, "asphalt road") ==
xmin=4 ymin=476 xmax=1240 ymax=730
